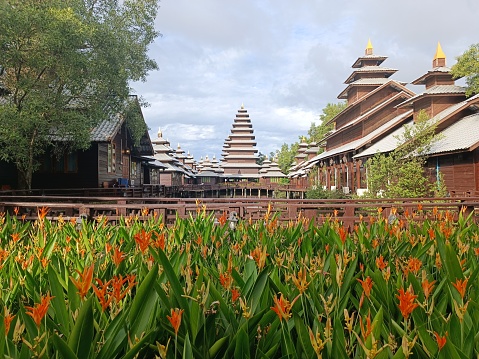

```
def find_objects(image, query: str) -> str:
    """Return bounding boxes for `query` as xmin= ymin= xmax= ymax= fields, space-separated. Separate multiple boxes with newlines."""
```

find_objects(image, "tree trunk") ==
xmin=17 ymin=167 xmax=32 ymax=191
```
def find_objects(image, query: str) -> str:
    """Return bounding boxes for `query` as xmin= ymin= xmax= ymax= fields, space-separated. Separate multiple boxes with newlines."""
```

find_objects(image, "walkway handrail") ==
xmin=1 ymin=195 xmax=478 ymax=227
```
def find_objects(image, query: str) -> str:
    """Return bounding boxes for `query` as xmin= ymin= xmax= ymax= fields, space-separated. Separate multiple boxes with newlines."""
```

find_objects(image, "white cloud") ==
xmin=132 ymin=0 xmax=479 ymax=162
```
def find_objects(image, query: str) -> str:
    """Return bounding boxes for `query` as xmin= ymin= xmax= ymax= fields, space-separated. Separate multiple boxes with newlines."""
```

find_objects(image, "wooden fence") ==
xmin=1 ymin=195 xmax=478 ymax=229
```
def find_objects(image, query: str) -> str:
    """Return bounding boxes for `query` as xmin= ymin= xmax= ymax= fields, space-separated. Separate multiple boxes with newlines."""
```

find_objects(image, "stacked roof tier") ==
xmin=220 ymin=104 xmax=260 ymax=178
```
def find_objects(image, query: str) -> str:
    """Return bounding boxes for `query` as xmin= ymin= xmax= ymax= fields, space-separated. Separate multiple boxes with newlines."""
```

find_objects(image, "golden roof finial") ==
xmin=158 ymin=127 xmax=162 ymax=138
xmin=241 ymin=103 xmax=245 ymax=109
xmin=434 ymin=41 xmax=446 ymax=60
xmin=365 ymin=38 xmax=373 ymax=55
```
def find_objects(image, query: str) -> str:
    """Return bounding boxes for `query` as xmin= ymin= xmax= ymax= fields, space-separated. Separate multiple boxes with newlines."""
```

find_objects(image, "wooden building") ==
xmin=22 ymin=96 xmax=154 ymax=189
xmin=298 ymin=40 xmax=415 ymax=194
xmin=151 ymin=129 xmax=196 ymax=186
xmin=355 ymin=44 xmax=479 ymax=195
xmin=259 ymin=158 xmax=287 ymax=184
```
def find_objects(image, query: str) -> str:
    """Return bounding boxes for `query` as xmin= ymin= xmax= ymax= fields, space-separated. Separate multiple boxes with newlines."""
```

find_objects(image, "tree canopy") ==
xmin=274 ymin=102 xmax=346 ymax=174
xmin=0 ymin=0 xmax=159 ymax=188
xmin=451 ymin=43 xmax=479 ymax=97
xmin=307 ymin=101 xmax=346 ymax=144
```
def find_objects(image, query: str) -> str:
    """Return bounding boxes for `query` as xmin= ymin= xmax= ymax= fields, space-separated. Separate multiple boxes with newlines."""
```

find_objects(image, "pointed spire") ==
xmin=433 ymin=42 xmax=446 ymax=68
xmin=365 ymin=38 xmax=373 ymax=55
xmin=241 ymin=103 xmax=245 ymax=109
xmin=434 ymin=42 xmax=446 ymax=60
xmin=158 ymin=127 xmax=162 ymax=138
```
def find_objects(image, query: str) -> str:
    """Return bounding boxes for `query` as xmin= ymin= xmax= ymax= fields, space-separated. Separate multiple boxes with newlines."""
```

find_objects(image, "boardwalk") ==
xmin=1 ymin=194 xmax=478 ymax=229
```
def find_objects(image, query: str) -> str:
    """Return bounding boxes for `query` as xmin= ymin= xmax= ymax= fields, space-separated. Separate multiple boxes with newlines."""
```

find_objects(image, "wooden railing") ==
xmin=1 ymin=195 xmax=478 ymax=228
xmin=0 ymin=182 xmax=306 ymax=198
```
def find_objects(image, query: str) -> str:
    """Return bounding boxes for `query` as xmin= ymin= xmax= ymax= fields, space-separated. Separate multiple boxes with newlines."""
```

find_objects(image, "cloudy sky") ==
xmin=132 ymin=0 xmax=479 ymax=160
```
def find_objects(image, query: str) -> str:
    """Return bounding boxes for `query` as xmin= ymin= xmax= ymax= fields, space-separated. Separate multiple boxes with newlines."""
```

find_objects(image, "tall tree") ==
xmin=451 ymin=43 xmax=479 ymax=97
xmin=0 ymin=0 xmax=159 ymax=189
xmin=307 ymin=101 xmax=346 ymax=145
xmin=275 ymin=142 xmax=299 ymax=174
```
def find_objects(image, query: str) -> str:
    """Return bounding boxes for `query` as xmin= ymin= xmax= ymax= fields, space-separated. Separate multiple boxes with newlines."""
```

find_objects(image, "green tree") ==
xmin=307 ymin=101 xmax=346 ymax=145
xmin=451 ymin=43 xmax=479 ymax=97
xmin=256 ymin=151 xmax=267 ymax=166
xmin=275 ymin=142 xmax=299 ymax=174
xmin=366 ymin=110 xmax=444 ymax=198
xmin=274 ymin=102 xmax=346 ymax=175
xmin=0 ymin=0 xmax=159 ymax=189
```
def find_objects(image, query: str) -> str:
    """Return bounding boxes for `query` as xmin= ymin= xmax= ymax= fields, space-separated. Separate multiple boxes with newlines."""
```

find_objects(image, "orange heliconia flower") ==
xmin=250 ymin=246 xmax=268 ymax=270
xmin=452 ymin=277 xmax=468 ymax=299
xmin=421 ymin=278 xmax=436 ymax=301
xmin=111 ymin=274 xmax=136 ymax=302
xmin=153 ymin=231 xmax=166 ymax=250
xmin=357 ymin=276 xmax=373 ymax=298
xmin=433 ymin=331 xmax=447 ymax=350
xmin=112 ymin=247 xmax=126 ymax=267
xmin=134 ymin=229 xmax=152 ymax=253
xmin=337 ymin=226 xmax=347 ymax=245
xmin=231 ymin=288 xmax=241 ymax=302
xmin=37 ymin=206 xmax=49 ymax=220
xmin=70 ymin=263 xmax=94 ymax=299
xmin=167 ymin=308 xmax=184 ymax=335
xmin=92 ymin=278 xmax=113 ymax=311
xmin=271 ymin=293 xmax=299 ymax=322
xmin=219 ymin=272 xmax=232 ymax=289
xmin=376 ymin=255 xmax=388 ymax=270
xmin=359 ymin=311 xmax=372 ymax=340
xmin=427 ymin=227 xmax=435 ymax=240
xmin=4 ymin=307 xmax=15 ymax=334
xmin=13 ymin=207 xmax=19 ymax=216
xmin=397 ymin=286 xmax=419 ymax=320
xmin=10 ymin=233 xmax=20 ymax=243
xmin=407 ymin=257 xmax=422 ymax=275
xmin=218 ymin=211 xmax=228 ymax=226
xmin=357 ymin=276 xmax=373 ymax=308
xmin=291 ymin=268 xmax=310 ymax=294
xmin=25 ymin=294 xmax=54 ymax=327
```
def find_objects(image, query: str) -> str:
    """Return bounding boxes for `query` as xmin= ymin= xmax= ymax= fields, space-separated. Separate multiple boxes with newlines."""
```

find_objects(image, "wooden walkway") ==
xmin=1 ymin=195 xmax=478 ymax=228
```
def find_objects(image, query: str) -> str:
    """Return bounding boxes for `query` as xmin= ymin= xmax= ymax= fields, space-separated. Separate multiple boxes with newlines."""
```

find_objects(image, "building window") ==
xmin=66 ymin=152 xmax=77 ymax=173
xmin=108 ymin=143 xmax=116 ymax=173
xmin=41 ymin=152 xmax=78 ymax=173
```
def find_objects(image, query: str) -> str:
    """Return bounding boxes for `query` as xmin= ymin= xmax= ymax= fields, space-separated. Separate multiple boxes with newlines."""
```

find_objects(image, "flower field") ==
xmin=1 ymin=204 xmax=479 ymax=358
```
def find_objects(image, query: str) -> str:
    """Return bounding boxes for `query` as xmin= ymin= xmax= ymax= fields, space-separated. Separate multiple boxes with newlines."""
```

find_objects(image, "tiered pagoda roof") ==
xmin=338 ymin=39 xmax=405 ymax=103
xmin=398 ymin=42 xmax=466 ymax=118
xmin=151 ymin=128 xmax=195 ymax=177
xmin=220 ymin=104 xmax=260 ymax=178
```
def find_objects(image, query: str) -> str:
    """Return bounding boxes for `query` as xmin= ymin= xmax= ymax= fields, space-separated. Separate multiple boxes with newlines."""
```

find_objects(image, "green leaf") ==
xmin=51 ymin=334 xmax=78 ymax=359
xmin=234 ymin=328 xmax=250 ymax=359
xmin=444 ymin=243 xmax=464 ymax=282
xmin=96 ymin=311 xmax=128 ymax=359
xmin=155 ymin=248 xmax=190 ymax=317
xmin=48 ymin=265 xmax=71 ymax=336
xmin=68 ymin=296 xmax=94 ymax=359
xmin=128 ymin=263 xmax=159 ymax=339
xmin=122 ymin=332 xmax=153 ymax=359
xmin=293 ymin=314 xmax=315 ymax=358
xmin=208 ymin=337 xmax=229 ymax=358
xmin=183 ymin=332 xmax=194 ymax=359
xmin=247 ymin=268 xmax=268 ymax=314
